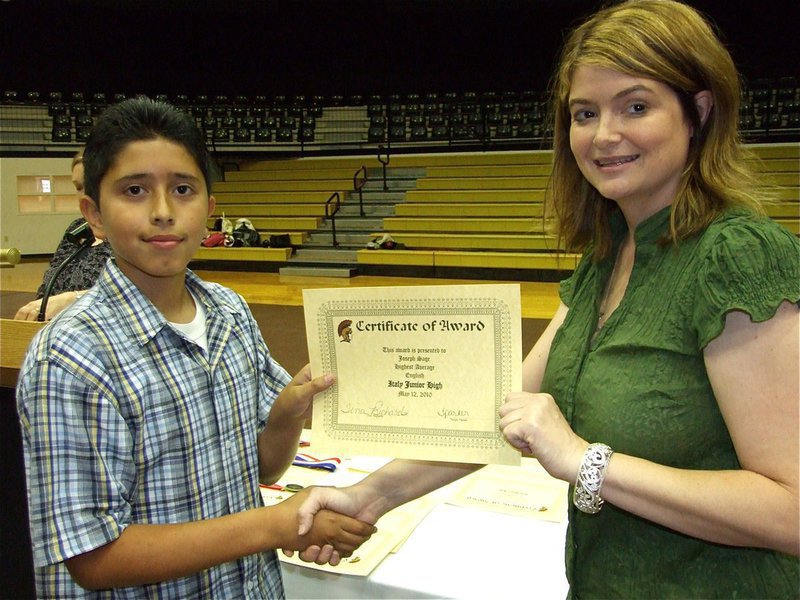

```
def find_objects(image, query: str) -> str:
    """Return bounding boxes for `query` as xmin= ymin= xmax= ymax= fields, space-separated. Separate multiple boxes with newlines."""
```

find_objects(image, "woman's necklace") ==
xmin=596 ymin=243 xmax=625 ymax=332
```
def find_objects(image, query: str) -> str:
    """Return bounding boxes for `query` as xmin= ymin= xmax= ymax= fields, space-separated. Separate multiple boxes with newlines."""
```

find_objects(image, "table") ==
xmin=279 ymin=457 xmax=570 ymax=599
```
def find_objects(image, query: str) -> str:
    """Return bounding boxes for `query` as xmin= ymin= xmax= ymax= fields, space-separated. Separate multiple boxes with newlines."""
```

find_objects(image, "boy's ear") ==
xmin=79 ymin=195 xmax=105 ymax=240
xmin=207 ymin=194 xmax=217 ymax=218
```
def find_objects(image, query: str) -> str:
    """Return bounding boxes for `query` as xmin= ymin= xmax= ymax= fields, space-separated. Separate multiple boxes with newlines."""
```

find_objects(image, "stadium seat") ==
xmin=389 ymin=124 xmax=406 ymax=141
xmin=495 ymin=124 xmax=513 ymax=138
xmin=431 ymin=125 xmax=449 ymax=140
xmin=368 ymin=125 xmax=385 ymax=142
xmin=516 ymin=123 xmax=534 ymax=138
xmin=411 ymin=124 xmax=428 ymax=140
xmin=48 ymin=103 xmax=67 ymax=116
xmin=276 ymin=127 xmax=293 ymax=141
xmin=76 ymin=126 xmax=92 ymax=142
xmin=51 ymin=127 xmax=71 ymax=142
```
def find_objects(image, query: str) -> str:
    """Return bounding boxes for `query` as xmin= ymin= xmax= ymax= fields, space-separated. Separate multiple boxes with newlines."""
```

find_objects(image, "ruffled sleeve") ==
xmin=693 ymin=217 xmax=800 ymax=349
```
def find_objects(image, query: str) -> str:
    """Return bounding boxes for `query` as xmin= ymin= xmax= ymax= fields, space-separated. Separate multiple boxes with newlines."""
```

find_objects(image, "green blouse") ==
xmin=542 ymin=207 xmax=800 ymax=599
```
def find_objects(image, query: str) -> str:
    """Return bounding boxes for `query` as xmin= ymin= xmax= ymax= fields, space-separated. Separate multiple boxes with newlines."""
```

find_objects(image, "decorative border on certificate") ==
xmin=304 ymin=285 xmax=522 ymax=465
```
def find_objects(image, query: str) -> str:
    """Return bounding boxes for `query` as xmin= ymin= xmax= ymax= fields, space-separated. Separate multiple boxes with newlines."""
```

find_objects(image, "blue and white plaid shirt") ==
xmin=17 ymin=260 xmax=292 ymax=598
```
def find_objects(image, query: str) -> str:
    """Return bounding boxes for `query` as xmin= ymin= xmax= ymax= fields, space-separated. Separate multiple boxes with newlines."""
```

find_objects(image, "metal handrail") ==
xmin=325 ymin=191 xmax=341 ymax=247
xmin=353 ymin=165 xmax=367 ymax=217
xmin=377 ymin=145 xmax=390 ymax=191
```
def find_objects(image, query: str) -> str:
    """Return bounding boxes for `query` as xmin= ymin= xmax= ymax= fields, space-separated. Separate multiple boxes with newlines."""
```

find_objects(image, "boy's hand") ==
xmin=277 ymin=365 xmax=335 ymax=421
xmin=276 ymin=488 xmax=375 ymax=565
xmin=284 ymin=484 xmax=385 ymax=565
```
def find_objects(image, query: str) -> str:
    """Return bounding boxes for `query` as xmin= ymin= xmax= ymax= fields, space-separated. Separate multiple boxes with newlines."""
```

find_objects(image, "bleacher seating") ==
xmin=191 ymin=143 xmax=798 ymax=274
xmin=1 ymin=86 xmax=796 ymax=278
xmin=2 ymin=79 xmax=796 ymax=150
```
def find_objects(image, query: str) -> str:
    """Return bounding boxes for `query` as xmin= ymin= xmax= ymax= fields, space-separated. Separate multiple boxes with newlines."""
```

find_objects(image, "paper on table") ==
xmin=446 ymin=458 xmax=568 ymax=522
xmin=303 ymin=284 xmax=522 ymax=465
xmin=269 ymin=490 xmax=441 ymax=577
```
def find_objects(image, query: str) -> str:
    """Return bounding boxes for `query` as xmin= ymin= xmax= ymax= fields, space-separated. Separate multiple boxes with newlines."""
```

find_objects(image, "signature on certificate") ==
xmin=340 ymin=401 xmax=409 ymax=418
xmin=438 ymin=408 xmax=470 ymax=421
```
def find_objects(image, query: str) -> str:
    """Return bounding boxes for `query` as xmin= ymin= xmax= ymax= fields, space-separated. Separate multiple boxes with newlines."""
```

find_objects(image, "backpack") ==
xmin=231 ymin=218 xmax=260 ymax=247
xmin=269 ymin=233 xmax=292 ymax=248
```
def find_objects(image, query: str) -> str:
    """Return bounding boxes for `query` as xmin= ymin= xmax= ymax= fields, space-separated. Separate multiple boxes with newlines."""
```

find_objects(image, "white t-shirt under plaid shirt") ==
xmin=17 ymin=260 xmax=292 ymax=598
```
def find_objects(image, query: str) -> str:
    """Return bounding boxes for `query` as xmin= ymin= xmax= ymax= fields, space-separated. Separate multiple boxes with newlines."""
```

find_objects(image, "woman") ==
xmin=15 ymin=151 xmax=112 ymax=321
xmin=496 ymin=0 xmax=799 ymax=596
xmin=294 ymin=1 xmax=799 ymax=596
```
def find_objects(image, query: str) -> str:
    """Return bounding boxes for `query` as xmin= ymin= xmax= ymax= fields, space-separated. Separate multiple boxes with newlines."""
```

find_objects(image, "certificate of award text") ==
xmin=303 ymin=284 xmax=522 ymax=465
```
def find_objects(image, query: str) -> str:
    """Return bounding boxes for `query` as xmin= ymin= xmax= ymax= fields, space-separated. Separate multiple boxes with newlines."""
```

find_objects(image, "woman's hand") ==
xmin=14 ymin=291 xmax=81 ymax=321
xmin=499 ymin=391 xmax=588 ymax=482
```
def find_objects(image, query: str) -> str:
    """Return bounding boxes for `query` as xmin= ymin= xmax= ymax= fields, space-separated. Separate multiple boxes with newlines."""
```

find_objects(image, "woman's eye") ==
xmin=572 ymin=109 xmax=595 ymax=123
xmin=629 ymin=102 xmax=648 ymax=114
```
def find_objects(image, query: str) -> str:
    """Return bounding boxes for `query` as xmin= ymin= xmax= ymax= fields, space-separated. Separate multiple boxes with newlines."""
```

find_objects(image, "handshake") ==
xmin=276 ymin=484 xmax=380 ymax=566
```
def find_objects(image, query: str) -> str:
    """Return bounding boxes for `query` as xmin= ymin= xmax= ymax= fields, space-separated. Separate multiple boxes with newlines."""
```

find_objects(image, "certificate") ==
xmin=446 ymin=459 xmax=568 ymax=522
xmin=303 ymin=284 xmax=522 ymax=465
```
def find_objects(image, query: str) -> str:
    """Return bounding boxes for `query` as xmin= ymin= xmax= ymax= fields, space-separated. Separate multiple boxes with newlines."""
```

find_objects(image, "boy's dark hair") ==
xmin=83 ymin=96 xmax=213 ymax=204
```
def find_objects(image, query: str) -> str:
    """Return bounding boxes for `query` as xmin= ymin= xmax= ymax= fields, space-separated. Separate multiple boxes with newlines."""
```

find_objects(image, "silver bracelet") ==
xmin=573 ymin=443 xmax=614 ymax=514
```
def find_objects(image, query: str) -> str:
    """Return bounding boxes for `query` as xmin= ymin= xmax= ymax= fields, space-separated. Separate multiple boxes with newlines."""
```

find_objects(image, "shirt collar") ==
xmin=610 ymin=205 xmax=672 ymax=246
xmin=96 ymin=260 xmax=242 ymax=346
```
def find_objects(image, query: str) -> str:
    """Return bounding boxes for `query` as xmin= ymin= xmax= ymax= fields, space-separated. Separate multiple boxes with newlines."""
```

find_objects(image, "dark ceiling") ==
xmin=1 ymin=0 xmax=797 ymax=99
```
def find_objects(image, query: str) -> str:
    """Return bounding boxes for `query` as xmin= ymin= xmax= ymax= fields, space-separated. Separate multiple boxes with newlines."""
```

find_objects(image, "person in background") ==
xmin=293 ymin=1 xmax=800 ymax=597
xmin=14 ymin=150 xmax=113 ymax=321
xmin=16 ymin=97 xmax=374 ymax=598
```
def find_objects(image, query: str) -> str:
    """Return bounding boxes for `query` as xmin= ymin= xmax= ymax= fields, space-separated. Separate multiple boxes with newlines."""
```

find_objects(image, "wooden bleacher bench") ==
xmin=382 ymin=217 xmax=544 ymax=233
xmin=394 ymin=203 xmax=544 ymax=217
xmin=424 ymin=164 xmax=552 ymax=178
xmin=195 ymin=144 xmax=796 ymax=271
xmin=210 ymin=204 xmax=327 ymax=217
xmin=223 ymin=167 xmax=363 ymax=181
xmin=404 ymin=189 xmax=546 ymax=203
xmin=373 ymin=233 xmax=562 ymax=252
xmin=214 ymin=191 xmax=345 ymax=204
xmin=215 ymin=180 xmax=352 ymax=192
xmin=207 ymin=216 xmax=320 ymax=231
xmin=357 ymin=249 xmax=581 ymax=270
xmin=415 ymin=176 xmax=550 ymax=190
xmin=194 ymin=246 xmax=293 ymax=262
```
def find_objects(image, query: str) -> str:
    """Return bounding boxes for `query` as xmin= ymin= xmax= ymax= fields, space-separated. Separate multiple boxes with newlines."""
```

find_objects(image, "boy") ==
xmin=17 ymin=97 xmax=374 ymax=598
